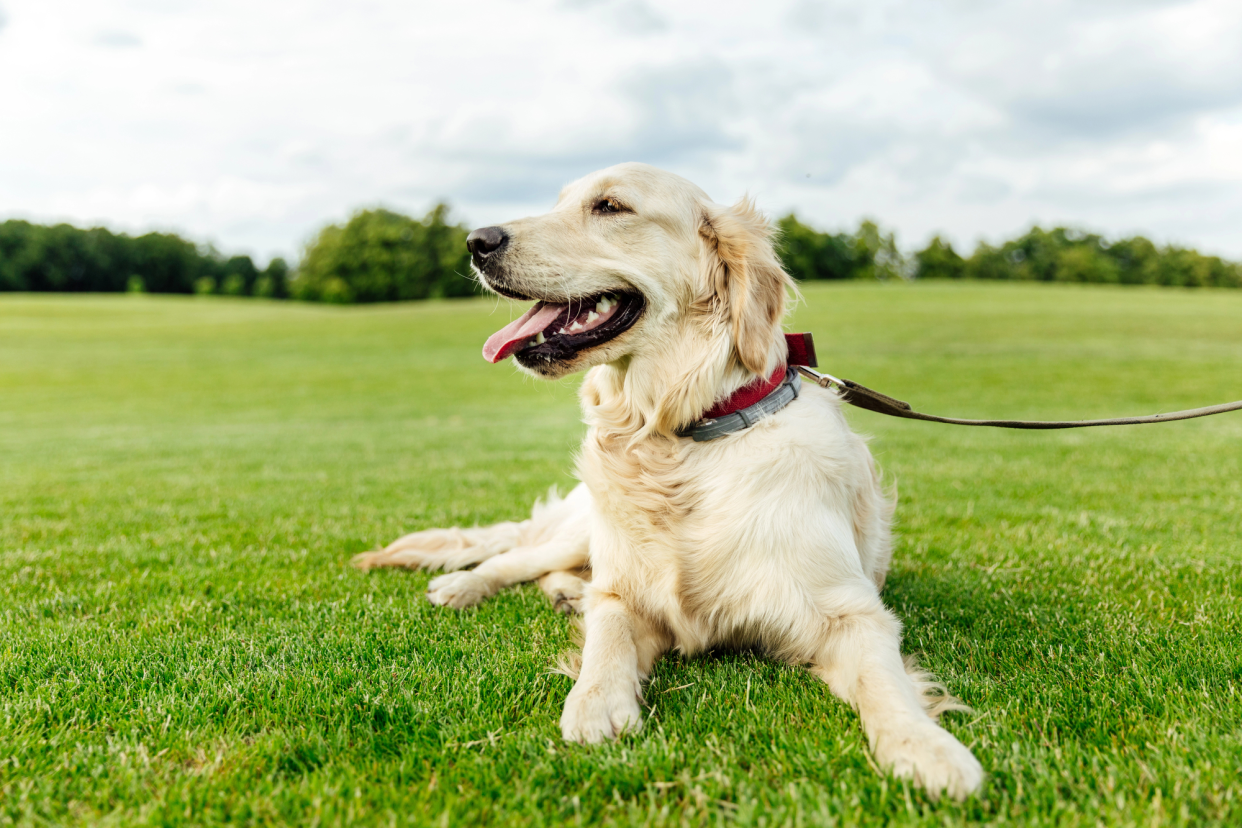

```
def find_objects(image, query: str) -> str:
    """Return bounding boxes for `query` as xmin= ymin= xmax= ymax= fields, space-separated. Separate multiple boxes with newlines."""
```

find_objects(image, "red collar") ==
xmin=701 ymin=333 xmax=818 ymax=419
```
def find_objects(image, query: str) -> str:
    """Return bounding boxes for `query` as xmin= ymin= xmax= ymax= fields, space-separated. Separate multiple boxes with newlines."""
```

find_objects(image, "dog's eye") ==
xmin=593 ymin=198 xmax=625 ymax=215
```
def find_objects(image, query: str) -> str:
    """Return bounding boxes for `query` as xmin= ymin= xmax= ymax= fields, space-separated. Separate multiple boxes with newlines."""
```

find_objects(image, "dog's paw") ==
xmin=538 ymin=570 xmax=588 ymax=615
xmin=873 ymin=722 xmax=983 ymax=801
xmin=553 ymin=586 xmax=585 ymax=615
xmin=560 ymin=679 xmax=642 ymax=743
xmin=426 ymin=571 xmax=493 ymax=609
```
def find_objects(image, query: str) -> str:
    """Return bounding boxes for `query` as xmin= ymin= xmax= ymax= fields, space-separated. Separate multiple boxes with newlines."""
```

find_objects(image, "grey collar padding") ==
xmin=679 ymin=368 xmax=802 ymax=442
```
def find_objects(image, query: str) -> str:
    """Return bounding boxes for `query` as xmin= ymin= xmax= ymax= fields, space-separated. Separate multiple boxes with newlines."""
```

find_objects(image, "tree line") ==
xmin=0 ymin=220 xmax=291 ymax=297
xmin=3 ymin=206 xmax=1239 ymax=301
xmin=778 ymin=216 xmax=1242 ymax=288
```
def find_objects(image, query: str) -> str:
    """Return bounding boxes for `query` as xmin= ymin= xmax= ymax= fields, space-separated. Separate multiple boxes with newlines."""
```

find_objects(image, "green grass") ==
xmin=1 ymin=283 xmax=1240 ymax=826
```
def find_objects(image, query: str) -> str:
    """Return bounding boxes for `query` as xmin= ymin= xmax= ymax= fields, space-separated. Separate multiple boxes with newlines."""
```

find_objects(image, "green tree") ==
xmin=1054 ymin=245 xmax=1120 ymax=283
xmin=293 ymin=205 xmax=475 ymax=303
xmin=0 ymin=221 xmax=127 ymax=292
xmin=964 ymin=243 xmax=1014 ymax=281
xmin=1104 ymin=236 xmax=1160 ymax=284
xmin=914 ymin=236 xmax=966 ymax=279
xmin=965 ymin=227 xmax=1116 ymax=283
xmin=221 ymin=273 xmax=246 ymax=295
xmin=253 ymin=257 xmax=289 ymax=298
xmin=775 ymin=214 xmax=868 ymax=280
xmin=130 ymin=232 xmax=208 ymax=294
xmin=1151 ymin=247 xmax=1235 ymax=287
xmin=220 ymin=255 xmax=259 ymax=295
xmin=853 ymin=220 xmax=907 ymax=280
xmin=5 ymin=212 xmax=1241 ymax=298
xmin=0 ymin=219 xmax=273 ymax=296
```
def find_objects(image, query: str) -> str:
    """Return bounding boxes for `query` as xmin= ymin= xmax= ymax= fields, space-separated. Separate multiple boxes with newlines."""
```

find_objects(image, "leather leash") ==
xmin=797 ymin=366 xmax=1242 ymax=429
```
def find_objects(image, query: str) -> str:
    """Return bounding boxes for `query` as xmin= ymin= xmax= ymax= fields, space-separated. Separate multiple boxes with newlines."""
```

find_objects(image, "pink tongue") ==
xmin=482 ymin=302 xmax=566 ymax=363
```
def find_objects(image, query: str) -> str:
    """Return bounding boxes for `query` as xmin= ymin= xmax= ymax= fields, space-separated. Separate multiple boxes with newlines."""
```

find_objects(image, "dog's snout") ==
xmin=466 ymin=226 xmax=509 ymax=262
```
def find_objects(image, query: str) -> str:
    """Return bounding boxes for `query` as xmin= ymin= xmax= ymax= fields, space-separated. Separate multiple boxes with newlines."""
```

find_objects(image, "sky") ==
xmin=1 ymin=0 xmax=1241 ymax=265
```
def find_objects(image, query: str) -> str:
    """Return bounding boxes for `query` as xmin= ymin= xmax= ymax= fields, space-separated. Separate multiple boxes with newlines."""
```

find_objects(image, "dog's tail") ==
xmin=353 ymin=485 xmax=572 ymax=573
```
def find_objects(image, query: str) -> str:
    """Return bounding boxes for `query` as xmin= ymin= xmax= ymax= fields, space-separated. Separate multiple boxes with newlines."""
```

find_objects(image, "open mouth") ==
xmin=482 ymin=291 xmax=645 ymax=364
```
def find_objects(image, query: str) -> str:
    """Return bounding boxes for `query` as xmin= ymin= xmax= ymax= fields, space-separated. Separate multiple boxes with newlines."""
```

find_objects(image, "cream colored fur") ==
xmin=353 ymin=163 xmax=983 ymax=800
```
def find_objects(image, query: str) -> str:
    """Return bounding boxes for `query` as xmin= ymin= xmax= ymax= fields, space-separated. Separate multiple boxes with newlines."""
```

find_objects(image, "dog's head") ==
xmin=473 ymin=163 xmax=795 ymax=401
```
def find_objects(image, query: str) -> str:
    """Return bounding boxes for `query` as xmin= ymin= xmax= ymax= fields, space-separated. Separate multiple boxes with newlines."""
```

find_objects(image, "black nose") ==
xmin=466 ymin=226 xmax=508 ymax=259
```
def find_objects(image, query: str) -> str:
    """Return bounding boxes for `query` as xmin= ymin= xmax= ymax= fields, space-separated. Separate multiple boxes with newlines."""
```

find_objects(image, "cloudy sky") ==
xmin=2 ymin=0 xmax=1241 ymax=263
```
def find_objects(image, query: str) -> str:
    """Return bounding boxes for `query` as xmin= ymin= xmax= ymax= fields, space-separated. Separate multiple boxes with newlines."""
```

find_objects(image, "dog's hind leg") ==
xmin=425 ymin=484 xmax=591 ymax=607
xmin=353 ymin=482 xmax=590 ymax=574
xmin=426 ymin=533 xmax=589 ymax=609
xmin=424 ymin=486 xmax=591 ymax=608
xmin=422 ymin=486 xmax=591 ymax=608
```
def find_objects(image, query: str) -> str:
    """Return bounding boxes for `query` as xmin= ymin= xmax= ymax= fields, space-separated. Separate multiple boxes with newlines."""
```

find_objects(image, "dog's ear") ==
xmin=699 ymin=198 xmax=795 ymax=376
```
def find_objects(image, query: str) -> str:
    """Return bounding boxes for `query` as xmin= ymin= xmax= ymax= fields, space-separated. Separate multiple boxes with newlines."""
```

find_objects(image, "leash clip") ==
xmin=796 ymin=366 xmax=846 ymax=391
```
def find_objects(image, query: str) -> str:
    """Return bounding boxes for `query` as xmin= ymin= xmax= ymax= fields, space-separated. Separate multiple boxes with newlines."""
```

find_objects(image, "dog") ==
xmin=354 ymin=162 xmax=984 ymax=800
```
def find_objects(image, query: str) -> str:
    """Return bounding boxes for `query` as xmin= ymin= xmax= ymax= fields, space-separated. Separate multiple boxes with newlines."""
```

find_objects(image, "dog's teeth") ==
xmin=535 ymin=331 xmax=546 ymax=344
xmin=587 ymin=311 xmax=599 ymax=324
xmin=570 ymin=321 xmax=583 ymax=331
xmin=558 ymin=328 xmax=567 ymax=335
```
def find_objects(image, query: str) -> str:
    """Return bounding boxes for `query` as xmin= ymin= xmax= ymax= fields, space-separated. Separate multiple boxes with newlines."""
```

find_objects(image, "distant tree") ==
xmin=914 ymin=236 xmax=966 ymax=279
xmin=220 ymin=255 xmax=259 ymax=295
xmin=0 ymin=220 xmax=271 ymax=296
xmin=1054 ymin=245 xmax=1119 ymax=283
xmin=0 ymin=221 xmax=31 ymax=290
xmin=963 ymin=243 xmax=1012 ymax=281
xmin=292 ymin=204 xmax=475 ymax=303
xmin=775 ymin=214 xmax=870 ymax=280
xmin=5 ymin=212 xmax=1240 ymax=298
xmin=1104 ymin=236 xmax=1160 ymax=284
xmin=854 ymin=219 xmax=908 ymax=280
xmin=130 ymin=232 xmax=206 ymax=294
xmin=253 ymin=257 xmax=289 ymax=298
xmin=0 ymin=221 xmax=137 ymax=292
xmin=0 ymin=222 xmax=104 ymax=291
xmin=944 ymin=225 xmax=1242 ymax=288
xmin=1220 ymin=259 xmax=1242 ymax=288
xmin=1150 ymin=247 xmax=1238 ymax=287
xmin=221 ymin=273 xmax=245 ymax=296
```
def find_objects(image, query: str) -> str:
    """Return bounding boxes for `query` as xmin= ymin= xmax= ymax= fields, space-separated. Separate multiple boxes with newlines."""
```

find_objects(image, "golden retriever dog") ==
xmin=354 ymin=162 xmax=983 ymax=800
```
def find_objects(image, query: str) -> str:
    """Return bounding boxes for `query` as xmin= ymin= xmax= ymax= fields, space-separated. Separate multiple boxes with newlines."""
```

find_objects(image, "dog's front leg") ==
xmin=560 ymin=593 xmax=664 ymax=743
xmin=812 ymin=585 xmax=983 ymax=801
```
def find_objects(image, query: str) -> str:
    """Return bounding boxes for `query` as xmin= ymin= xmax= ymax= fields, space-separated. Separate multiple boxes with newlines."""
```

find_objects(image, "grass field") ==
xmin=2 ymin=282 xmax=1241 ymax=826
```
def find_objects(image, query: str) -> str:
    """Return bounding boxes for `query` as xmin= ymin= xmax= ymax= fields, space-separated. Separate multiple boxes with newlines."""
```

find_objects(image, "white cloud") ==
xmin=93 ymin=29 xmax=142 ymax=48
xmin=0 ymin=0 xmax=1241 ymax=264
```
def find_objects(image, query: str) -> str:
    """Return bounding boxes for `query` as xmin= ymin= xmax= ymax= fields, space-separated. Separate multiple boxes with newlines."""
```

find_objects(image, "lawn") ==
xmin=1 ymin=282 xmax=1240 ymax=826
